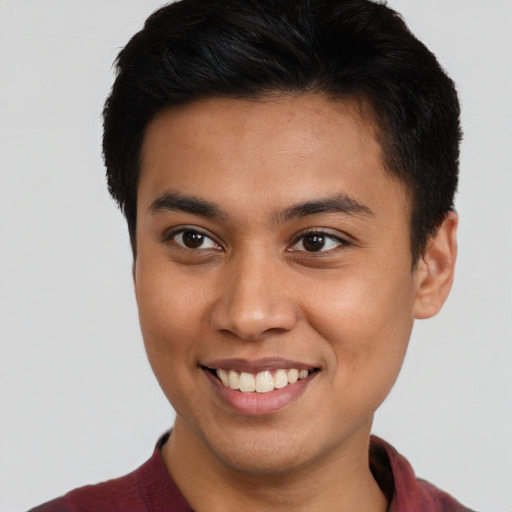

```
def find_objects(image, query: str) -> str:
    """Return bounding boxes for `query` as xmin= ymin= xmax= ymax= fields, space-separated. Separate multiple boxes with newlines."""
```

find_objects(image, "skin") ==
xmin=134 ymin=94 xmax=457 ymax=511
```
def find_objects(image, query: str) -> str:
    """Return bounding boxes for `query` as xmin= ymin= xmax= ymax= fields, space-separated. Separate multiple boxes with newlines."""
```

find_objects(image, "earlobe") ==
xmin=413 ymin=211 xmax=458 ymax=319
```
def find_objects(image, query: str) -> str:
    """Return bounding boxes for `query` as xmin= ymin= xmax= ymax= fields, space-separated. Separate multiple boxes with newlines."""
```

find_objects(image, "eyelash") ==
xmin=163 ymin=227 xmax=221 ymax=251
xmin=164 ymin=227 xmax=350 ymax=254
xmin=289 ymin=229 xmax=350 ymax=254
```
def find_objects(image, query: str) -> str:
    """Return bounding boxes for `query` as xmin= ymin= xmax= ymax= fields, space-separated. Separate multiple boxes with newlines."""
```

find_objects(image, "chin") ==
xmin=198 ymin=421 xmax=338 ymax=477
xmin=216 ymin=439 xmax=314 ymax=476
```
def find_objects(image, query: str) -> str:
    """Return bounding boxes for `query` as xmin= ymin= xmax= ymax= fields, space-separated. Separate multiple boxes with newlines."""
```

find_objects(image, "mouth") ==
xmin=204 ymin=367 xmax=319 ymax=393
xmin=201 ymin=360 xmax=320 ymax=415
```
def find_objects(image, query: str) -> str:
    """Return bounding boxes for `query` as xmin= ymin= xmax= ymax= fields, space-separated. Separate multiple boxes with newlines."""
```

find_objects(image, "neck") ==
xmin=162 ymin=418 xmax=388 ymax=512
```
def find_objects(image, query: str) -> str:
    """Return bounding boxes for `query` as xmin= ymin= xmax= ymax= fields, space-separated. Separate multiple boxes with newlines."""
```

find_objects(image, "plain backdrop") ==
xmin=1 ymin=1 xmax=511 ymax=511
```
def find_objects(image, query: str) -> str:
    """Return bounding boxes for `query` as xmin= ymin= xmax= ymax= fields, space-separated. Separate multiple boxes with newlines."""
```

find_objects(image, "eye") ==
xmin=289 ymin=231 xmax=347 ymax=253
xmin=168 ymin=229 xmax=220 ymax=250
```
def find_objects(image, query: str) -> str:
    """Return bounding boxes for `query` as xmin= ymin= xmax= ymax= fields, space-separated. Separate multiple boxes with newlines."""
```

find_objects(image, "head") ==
xmin=103 ymin=0 xmax=461 ymax=265
xmin=101 ymin=0 xmax=461 ymax=479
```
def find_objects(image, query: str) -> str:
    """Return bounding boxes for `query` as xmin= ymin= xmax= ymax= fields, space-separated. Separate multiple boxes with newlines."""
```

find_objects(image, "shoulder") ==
xmin=28 ymin=496 xmax=70 ymax=512
xmin=27 ymin=465 xmax=142 ymax=512
xmin=370 ymin=436 xmax=477 ymax=512
xmin=414 ymin=478 xmax=478 ymax=512
xmin=27 ymin=433 xmax=192 ymax=512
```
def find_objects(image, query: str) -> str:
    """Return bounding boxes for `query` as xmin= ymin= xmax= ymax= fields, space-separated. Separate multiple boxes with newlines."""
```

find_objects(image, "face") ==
xmin=135 ymin=94 xmax=420 ymax=474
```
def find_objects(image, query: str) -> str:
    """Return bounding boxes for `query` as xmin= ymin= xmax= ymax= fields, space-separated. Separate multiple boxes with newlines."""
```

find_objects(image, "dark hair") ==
xmin=103 ymin=0 xmax=461 ymax=262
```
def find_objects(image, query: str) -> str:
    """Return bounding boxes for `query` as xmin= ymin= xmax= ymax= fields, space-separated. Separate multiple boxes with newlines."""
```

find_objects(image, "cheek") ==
xmin=305 ymin=266 xmax=416 ymax=380
xmin=135 ymin=262 xmax=207 ymax=370
xmin=135 ymin=267 xmax=213 ymax=418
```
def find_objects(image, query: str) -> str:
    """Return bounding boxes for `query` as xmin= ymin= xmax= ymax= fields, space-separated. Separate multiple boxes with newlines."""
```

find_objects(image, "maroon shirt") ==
xmin=29 ymin=434 xmax=475 ymax=512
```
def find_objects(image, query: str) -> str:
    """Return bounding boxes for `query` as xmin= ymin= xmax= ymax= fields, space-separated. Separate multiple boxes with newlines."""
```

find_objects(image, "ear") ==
xmin=413 ymin=211 xmax=458 ymax=319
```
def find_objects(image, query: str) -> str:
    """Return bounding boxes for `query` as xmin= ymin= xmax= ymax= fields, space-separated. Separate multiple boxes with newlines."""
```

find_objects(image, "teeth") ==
xmin=287 ymin=369 xmax=299 ymax=384
xmin=239 ymin=372 xmax=256 ymax=392
xmin=274 ymin=369 xmax=288 ymax=389
xmin=255 ymin=371 xmax=274 ymax=393
xmin=215 ymin=368 xmax=312 ymax=393
xmin=299 ymin=369 xmax=309 ymax=379
xmin=228 ymin=370 xmax=240 ymax=390
xmin=217 ymin=368 xmax=229 ymax=387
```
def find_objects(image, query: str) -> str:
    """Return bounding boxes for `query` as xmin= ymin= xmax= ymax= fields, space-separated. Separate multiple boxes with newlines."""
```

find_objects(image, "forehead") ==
xmin=142 ymin=94 xmax=379 ymax=164
xmin=138 ymin=94 xmax=408 ymax=221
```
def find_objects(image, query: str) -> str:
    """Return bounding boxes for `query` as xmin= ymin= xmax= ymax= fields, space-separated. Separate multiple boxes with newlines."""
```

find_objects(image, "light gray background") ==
xmin=1 ymin=1 xmax=511 ymax=511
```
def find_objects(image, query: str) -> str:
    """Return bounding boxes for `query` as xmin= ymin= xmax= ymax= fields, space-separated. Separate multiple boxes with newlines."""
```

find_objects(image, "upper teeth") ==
xmin=216 ymin=368 xmax=310 ymax=393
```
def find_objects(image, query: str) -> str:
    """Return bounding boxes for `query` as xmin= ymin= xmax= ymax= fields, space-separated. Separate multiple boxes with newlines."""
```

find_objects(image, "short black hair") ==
xmin=103 ymin=0 xmax=461 ymax=262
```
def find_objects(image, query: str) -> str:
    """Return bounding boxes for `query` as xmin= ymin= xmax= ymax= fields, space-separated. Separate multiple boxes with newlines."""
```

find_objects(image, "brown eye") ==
xmin=289 ymin=231 xmax=346 ymax=253
xmin=171 ymin=229 xmax=219 ymax=250
xmin=182 ymin=231 xmax=206 ymax=248
xmin=303 ymin=234 xmax=326 ymax=252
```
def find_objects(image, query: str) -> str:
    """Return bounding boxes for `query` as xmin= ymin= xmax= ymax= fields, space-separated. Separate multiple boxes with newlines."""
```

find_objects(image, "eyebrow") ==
xmin=148 ymin=190 xmax=373 ymax=223
xmin=275 ymin=194 xmax=374 ymax=224
xmin=148 ymin=191 xmax=227 ymax=219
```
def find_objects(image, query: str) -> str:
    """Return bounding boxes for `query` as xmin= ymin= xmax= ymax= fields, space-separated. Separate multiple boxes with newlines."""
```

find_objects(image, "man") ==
xmin=30 ymin=0 xmax=474 ymax=510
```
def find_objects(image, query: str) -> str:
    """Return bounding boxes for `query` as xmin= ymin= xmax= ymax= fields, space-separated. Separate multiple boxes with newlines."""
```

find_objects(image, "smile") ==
xmin=215 ymin=368 xmax=313 ymax=393
xmin=201 ymin=358 xmax=320 ymax=414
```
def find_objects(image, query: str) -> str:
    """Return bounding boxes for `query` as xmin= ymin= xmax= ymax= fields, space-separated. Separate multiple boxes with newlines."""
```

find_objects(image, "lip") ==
xmin=201 ymin=359 xmax=319 ymax=416
xmin=201 ymin=357 xmax=317 ymax=373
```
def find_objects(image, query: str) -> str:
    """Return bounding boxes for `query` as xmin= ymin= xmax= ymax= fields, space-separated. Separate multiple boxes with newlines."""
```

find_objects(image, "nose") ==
xmin=210 ymin=252 xmax=299 ymax=341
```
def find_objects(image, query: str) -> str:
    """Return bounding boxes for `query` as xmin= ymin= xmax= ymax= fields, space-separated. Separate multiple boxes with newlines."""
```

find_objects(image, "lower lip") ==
xmin=203 ymin=369 xmax=316 ymax=415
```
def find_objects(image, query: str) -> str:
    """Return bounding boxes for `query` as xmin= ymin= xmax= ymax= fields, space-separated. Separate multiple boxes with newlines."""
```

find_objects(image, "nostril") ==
xmin=211 ymin=306 xmax=299 ymax=342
